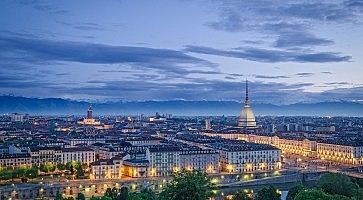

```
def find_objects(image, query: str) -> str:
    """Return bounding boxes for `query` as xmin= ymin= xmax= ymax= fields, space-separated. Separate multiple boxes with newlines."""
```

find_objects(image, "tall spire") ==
xmin=245 ymin=79 xmax=249 ymax=104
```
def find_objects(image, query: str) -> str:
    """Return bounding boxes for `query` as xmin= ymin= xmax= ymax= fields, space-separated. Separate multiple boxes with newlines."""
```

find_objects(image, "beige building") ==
xmin=90 ymin=157 xmax=123 ymax=180
xmin=122 ymin=159 xmax=149 ymax=178
xmin=202 ymin=131 xmax=363 ymax=165
xmin=0 ymin=154 xmax=32 ymax=168
xmin=317 ymin=142 xmax=363 ymax=165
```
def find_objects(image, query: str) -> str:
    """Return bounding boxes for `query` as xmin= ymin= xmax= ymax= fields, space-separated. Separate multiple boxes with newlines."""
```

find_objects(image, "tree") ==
xmin=25 ymin=166 xmax=38 ymax=179
xmin=294 ymin=189 xmax=352 ymax=200
xmin=317 ymin=173 xmax=358 ymax=197
xmin=118 ymin=187 xmax=129 ymax=200
xmin=255 ymin=186 xmax=281 ymax=200
xmin=39 ymin=165 xmax=48 ymax=173
xmin=294 ymin=189 xmax=331 ymax=200
xmin=129 ymin=189 xmax=158 ymax=200
xmin=76 ymin=167 xmax=84 ymax=177
xmin=233 ymin=191 xmax=252 ymax=200
xmin=76 ymin=193 xmax=86 ymax=200
xmin=286 ymin=185 xmax=304 ymax=200
xmin=57 ymin=163 xmax=66 ymax=171
xmin=90 ymin=197 xmax=112 ymax=200
xmin=159 ymin=170 xmax=212 ymax=200
xmin=65 ymin=161 xmax=84 ymax=178
xmin=55 ymin=192 xmax=63 ymax=200
xmin=104 ymin=187 xmax=118 ymax=200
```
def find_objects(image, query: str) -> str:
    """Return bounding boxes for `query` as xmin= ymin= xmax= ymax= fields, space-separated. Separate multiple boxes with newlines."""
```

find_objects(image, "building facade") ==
xmin=0 ymin=154 xmax=32 ymax=168
xmin=61 ymin=147 xmax=95 ymax=165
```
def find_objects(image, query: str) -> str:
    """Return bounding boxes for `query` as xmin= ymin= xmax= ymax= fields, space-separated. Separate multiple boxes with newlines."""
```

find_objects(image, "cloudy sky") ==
xmin=0 ymin=0 xmax=362 ymax=104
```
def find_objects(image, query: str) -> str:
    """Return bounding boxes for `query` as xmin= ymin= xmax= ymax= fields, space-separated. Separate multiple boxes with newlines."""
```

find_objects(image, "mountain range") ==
xmin=0 ymin=96 xmax=362 ymax=116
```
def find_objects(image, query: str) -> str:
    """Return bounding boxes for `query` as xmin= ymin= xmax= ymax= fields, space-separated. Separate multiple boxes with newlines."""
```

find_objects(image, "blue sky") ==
xmin=0 ymin=0 xmax=362 ymax=104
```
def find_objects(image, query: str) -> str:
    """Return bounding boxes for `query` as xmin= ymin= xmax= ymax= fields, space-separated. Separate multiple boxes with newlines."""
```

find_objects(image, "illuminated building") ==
xmin=179 ymin=149 xmax=219 ymax=173
xmin=77 ymin=106 xmax=101 ymax=126
xmin=317 ymin=141 xmax=363 ymax=165
xmin=202 ymin=131 xmax=363 ymax=165
xmin=122 ymin=159 xmax=149 ymax=178
xmin=209 ymin=141 xmax=281 ymax=172
xmin=90 ymin=156 xmax=124 ymax=180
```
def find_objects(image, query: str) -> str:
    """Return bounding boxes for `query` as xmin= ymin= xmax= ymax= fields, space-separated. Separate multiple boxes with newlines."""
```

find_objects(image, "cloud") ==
xmin=228 ymin=73 xmax=244 ymax=77
xmin=42 ymin=79 xmax=314 ymax=104
xmin=279 ymin=2 xmax=355 ymax=22
xmin=255 ymin=75 xmax=290 ymax=79
xmin=184 ymin=45 xmax=351 ymax=63
xmin=324 ymin=82 xmax=350 ymax=85
xmin=0 ymin=35 xmax=216 ymax=75
xmin=295 ymin=73 xmax=314 ymax=77
xmin=206 ymin=0 xmax=359 ymax=61
xmin=345 ymin=0 xmax=363 ymax=9
xmin=207 ymin=12 xmax=246 ymax=32
xmin=57 ymin=21 xmax=105 ymax=31
xmin=18 ymin=1 xmax=69 ymax=15
xmin=318 ymin=86 xmax=363 ymax=102
xmin=225 ymin=76 xmax=237 ymax=80
xmin=274 ymin=32 xmax=334 ymax=48
xmin=208 ymin=1 xmax=362 ymax=33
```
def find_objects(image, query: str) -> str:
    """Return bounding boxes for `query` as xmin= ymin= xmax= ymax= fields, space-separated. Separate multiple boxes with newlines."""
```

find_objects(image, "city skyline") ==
xmin=0 ymin=1 xmax=363 ymax=105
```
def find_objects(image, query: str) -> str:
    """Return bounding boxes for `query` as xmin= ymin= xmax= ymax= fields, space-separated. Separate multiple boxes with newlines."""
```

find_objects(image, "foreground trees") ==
xmin=233 ymin=191 xmax=253 ymax=200
xmin=159 ymin=170 xmax=212 ymax=200
xmin=317 ymin=172 xmax=363 ymax=198
xmin=292 ymin=173 xmax=363 ymax=200
xmin=255 ymin=186 xmax=281 ymax=200
xmin=63 ymin=171 xmax=363 ymax=200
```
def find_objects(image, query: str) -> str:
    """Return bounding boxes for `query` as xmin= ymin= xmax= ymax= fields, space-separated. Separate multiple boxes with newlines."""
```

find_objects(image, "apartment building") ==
xmin=61 ymin=147 xmax=95 ymax=165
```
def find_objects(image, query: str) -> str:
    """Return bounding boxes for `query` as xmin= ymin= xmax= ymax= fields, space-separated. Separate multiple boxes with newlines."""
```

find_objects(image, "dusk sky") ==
xmin=0 ymin=0 xmax=363 ymax=105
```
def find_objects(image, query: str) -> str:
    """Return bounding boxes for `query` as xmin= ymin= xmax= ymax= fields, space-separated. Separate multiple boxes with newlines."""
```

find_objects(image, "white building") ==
xmin=10 ymin=113 xmax=24 ymax=122
xmin=180 ymin=149 xmax=219 ymax=173
xmin=61 ymin=147 xmax=95 ymax=165
xmin=147 ymin=146 xmax=181 ymax=177
xmin=29 ymin=147 xmax=62 ymax=166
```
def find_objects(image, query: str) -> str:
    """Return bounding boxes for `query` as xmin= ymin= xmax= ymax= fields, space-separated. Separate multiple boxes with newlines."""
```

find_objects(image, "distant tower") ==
xmin=87 ymin=105 xmax=93 ymax=119
xmin=238 ymin=80 xmax=257 ymax=128
xmin=205 ymin=118 xmax=212 ymax=130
